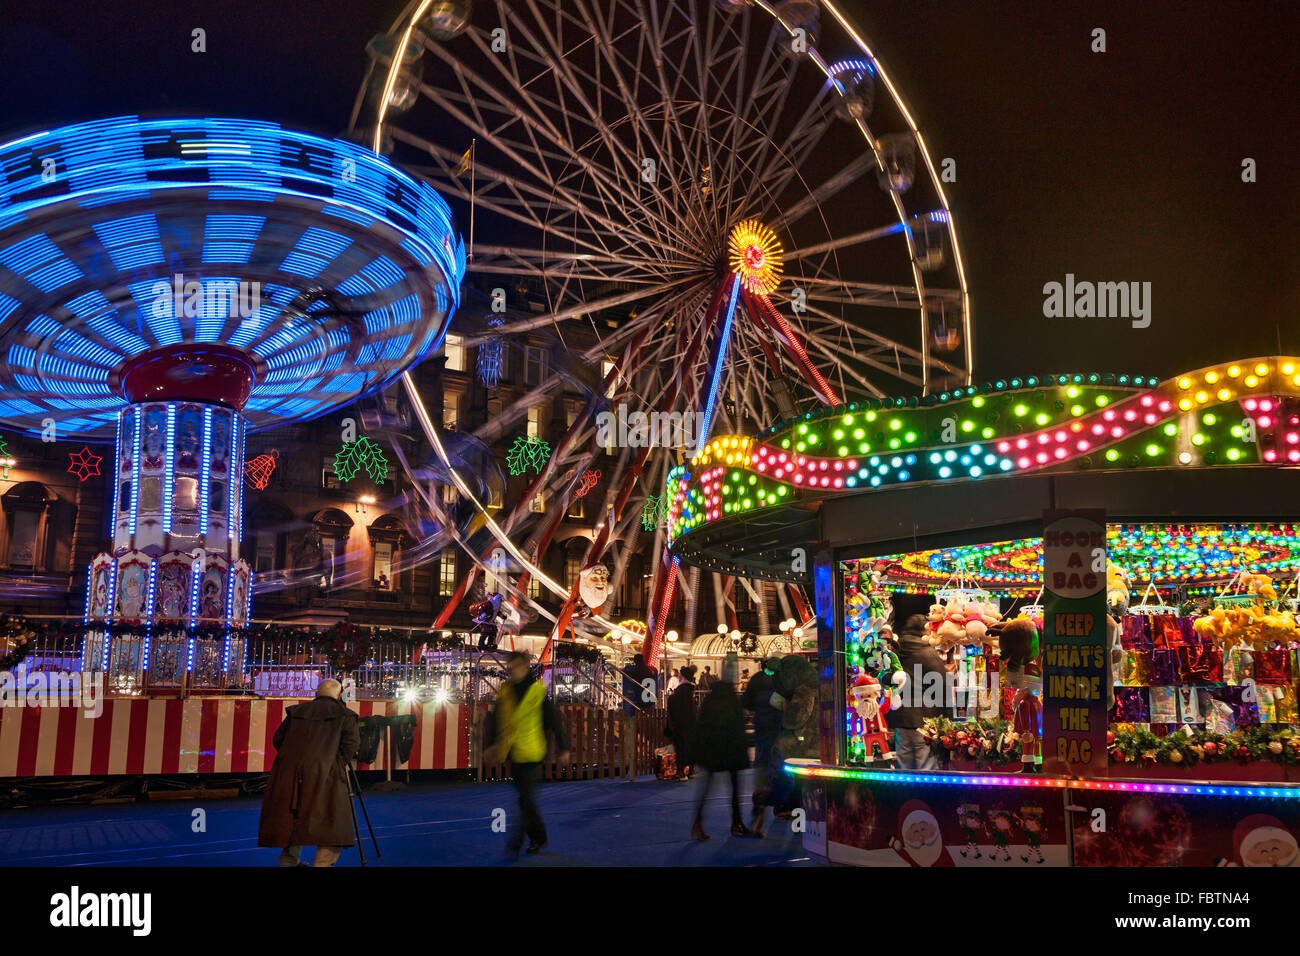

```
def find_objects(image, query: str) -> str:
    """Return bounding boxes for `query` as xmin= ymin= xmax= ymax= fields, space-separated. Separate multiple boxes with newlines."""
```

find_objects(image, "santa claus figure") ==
xmin=850 ymin=674 xmax=896 ymax=764
xmin=576 ymin=563 xmax=611 ymax=617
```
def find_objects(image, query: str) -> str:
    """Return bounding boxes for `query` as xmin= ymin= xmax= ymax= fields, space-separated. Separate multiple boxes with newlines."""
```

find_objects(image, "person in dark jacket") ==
xmin=484 ymin=651 xmax=569 ymax=858
xmin=665 ymin=664 xmax=698 ymax=780
xmin=258 ymin=679 xmax=361 ymax=867
xmin=688 ymin=656 xmax=754 ymax=840
xmin=621 ymin=653 xmax=658 ymax=714
xmin=741 ymin=657 xmax=782 ymax=829
xmin=893 ymin=613 xmax=951 ymax=770
xmin=757 ymin=653 xmax=819 ymax=826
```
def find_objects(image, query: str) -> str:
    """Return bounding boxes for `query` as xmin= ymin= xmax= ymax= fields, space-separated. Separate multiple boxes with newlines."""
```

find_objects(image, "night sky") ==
xmin=1 ymin=0 xmax=1295 ymax=386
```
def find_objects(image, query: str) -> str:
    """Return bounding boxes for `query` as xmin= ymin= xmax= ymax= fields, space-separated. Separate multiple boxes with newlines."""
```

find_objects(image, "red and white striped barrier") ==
xmin=0 ymin=698 xmax=470 ymax=778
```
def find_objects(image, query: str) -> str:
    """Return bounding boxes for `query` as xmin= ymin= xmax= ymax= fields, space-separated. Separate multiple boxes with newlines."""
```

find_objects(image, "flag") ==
xmin=454 ymin=144 xmax=472 ymax=177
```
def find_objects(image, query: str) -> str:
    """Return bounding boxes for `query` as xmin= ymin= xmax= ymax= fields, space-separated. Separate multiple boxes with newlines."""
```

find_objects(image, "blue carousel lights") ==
xmin=162 ymin=406 xmax=176 ymax=534
xmin=0 ymin=116 xmax=467 ymax=439
xmin=128 ymin=407 xmax=142 ymax=536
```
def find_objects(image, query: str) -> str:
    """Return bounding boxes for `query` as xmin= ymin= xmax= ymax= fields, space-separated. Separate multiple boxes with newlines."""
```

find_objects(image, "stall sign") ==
xmin=1041 ymin=509 xmax=1109 ymax=775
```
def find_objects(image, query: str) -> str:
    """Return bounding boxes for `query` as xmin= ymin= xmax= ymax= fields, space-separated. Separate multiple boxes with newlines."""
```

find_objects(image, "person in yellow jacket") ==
xmin=484 ymin=651 xmax=570 ymax=858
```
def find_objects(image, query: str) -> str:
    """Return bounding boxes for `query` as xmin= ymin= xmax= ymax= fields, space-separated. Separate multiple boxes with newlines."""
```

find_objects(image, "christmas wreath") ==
xmin=739 ymin=632 xmax=759 ymax=655
xmin=310 ymin=622 xmax=372 ymax=672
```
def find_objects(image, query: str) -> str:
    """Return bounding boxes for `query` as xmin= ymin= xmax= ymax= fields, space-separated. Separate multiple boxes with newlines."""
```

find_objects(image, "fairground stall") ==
xmin=667 ymin=357 xmax=1300 ymax=866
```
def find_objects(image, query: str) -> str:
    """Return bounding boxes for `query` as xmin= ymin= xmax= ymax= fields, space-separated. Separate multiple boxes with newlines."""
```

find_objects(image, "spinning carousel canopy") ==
xmin=0 ymin=116 xmax=466 ymax=438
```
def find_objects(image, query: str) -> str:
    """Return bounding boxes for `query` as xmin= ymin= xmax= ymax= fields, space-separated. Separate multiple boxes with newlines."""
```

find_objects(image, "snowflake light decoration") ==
xmin=728 ymin=219 xmax=784 ymax=294
xmin=67 ymin=446 xmax=103 ymax=482
xmin=334 ymin=437 xmax=389 ymax=484
xmin=506 ymin=435 xmax=551 ymax=476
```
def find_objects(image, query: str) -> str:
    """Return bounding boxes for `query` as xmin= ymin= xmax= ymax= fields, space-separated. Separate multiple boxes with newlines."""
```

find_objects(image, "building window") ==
xmin=441 ymin=482 xmax=457 ymax=507
xmin=322 ymin=456 xmax=341 ymax=489
xmin=567 ymin=497 xmax=584 ymax=519
xmin=373 ymin=540 xmax=394 ymax=590
xmin=564 ymin=550 xmax=582 ymax=589
xmin=523 ymin=346 xmax=545 ymax=386
xmin=445 ymin=334 xmax=466 ymax=372
xmin=443 ymin=391 xmax=460 ymax=430
xmin=255 ymin=537 xmax=277 ymax=573
xmin=527 ymin=575 xmax=541 ymax=601
xmin=6 ymin=509 xmax=39 ymax=568
xmin=439 ymin=550 xmax=456 ymax=596
xmin=529 ymin=493 xmax=545 ymax=514
xmin=527 ymin=405 xmax=543 ymax=438
xmin=602 ymin=359 xmax=617 ymax=399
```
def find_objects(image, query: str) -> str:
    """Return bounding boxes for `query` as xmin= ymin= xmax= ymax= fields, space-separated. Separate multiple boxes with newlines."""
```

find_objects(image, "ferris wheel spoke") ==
xmin=769 ymin=151 xmax=879 ymax=234
xmin=395 ymin=119 xmax=671 ymax=261
xmin=584 ymin=0 xmax=718 ymax=251
xmin=798 ymin=301 xmax=966 ymax=380
xmin=513 ymin=0 xmax=709 ymax=254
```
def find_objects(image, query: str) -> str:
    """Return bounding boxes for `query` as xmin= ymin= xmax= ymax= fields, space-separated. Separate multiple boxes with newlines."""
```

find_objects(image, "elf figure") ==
xmin=958 ymin=804 xmax=984 ymax=859
xmin=988 ymin=809 xmax=1015 ymax=862
xmin=1020 ymin=807 xmax=1046 ymax=864
xmin=850 ymin=674 xmax=896 ymax=764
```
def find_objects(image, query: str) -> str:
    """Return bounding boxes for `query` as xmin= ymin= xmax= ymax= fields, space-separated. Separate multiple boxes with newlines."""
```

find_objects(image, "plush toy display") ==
xmin=926 ymin=596 xmax=1002 ymax=649
xmin=1193 ymin=601 xmax=1300 ymax=648
xmin=850 ymin=673 xmax=896 ymax=764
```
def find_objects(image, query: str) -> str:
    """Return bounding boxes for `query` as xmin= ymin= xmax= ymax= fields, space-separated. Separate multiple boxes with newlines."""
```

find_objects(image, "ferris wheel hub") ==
xmin=727 ymin=220 xmax=784 ymax=295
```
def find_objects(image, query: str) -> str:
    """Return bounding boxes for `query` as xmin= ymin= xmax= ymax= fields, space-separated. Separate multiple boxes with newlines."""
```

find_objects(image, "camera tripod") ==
xmin=342 ymin=760 xmax=382 ymax=866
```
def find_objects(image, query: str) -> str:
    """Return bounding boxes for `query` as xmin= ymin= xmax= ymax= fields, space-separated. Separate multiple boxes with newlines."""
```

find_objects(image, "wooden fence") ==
xmin=475 ymin=704 xmax=668 ymax=782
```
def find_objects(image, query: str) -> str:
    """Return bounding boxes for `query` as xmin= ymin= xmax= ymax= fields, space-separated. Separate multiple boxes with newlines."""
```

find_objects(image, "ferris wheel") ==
xmin=349 ymin=0 xmax=971 ymax=653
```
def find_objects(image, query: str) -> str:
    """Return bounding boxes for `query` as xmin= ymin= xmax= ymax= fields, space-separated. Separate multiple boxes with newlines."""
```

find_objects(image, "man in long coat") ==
xmin=258 ymin=679 xmax=361 ymax=867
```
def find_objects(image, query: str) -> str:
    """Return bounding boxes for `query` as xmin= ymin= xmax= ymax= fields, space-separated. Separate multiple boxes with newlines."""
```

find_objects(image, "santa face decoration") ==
xmin=578 ymin=564 xmax=610 ymax=611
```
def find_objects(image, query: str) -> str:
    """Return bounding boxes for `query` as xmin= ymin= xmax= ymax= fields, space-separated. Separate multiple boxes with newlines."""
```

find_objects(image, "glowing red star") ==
xmin=67 ymin=447 xmax=103 ymax=482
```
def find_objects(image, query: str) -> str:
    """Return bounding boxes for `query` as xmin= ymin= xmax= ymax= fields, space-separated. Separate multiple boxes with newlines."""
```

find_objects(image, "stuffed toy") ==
xmin=1106 ymin=564 xmax=1132 ymax=618
xmin=849 ymin=674 xmax=896 ymax=764
xmin=926 ymin=597 xmax=1002 ymax=649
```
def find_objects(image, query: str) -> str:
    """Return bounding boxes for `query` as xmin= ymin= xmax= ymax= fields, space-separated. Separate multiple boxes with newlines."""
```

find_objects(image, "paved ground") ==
xmin=0 ymin=771 xmax=815 ymax=867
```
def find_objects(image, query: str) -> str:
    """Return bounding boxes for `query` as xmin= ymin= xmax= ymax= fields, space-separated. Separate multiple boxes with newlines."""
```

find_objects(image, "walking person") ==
xmin=258 ymin=679 xmax=360 ymax=867
xmin=688 ymin=656 xmax=754 ymax=840
xmin=665 ymin=664 xmax=698 ymax=780
xmin=621 ymin=653 xmax=657 ymax=713
xmin=760 ymin=654 xmax=819 ymax=824
xmin=484 ymin=651 xmax=570 ymax=859
xmin=666 ymin=668 xmax=681 ymax=694
xmin=893 ymin=613 xmax=950 ymax=770
xmin=742 ymin=657 xmax=783 ymax=835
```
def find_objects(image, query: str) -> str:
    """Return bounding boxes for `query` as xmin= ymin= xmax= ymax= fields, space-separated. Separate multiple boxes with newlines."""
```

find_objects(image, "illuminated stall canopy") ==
xmin=666 ymin=358 xmax=1300 ymax=580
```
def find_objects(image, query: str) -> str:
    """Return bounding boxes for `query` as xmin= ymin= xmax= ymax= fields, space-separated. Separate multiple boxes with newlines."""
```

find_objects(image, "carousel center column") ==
xmin=84 ymin=345 xmax=256 ymax=693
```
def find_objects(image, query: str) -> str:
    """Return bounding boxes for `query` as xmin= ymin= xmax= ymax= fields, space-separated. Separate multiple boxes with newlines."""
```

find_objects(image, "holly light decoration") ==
xmin=506 ymin=434 xmax=551 ymax=476
xmin=334 ymin=436 xmax=389 ymax=484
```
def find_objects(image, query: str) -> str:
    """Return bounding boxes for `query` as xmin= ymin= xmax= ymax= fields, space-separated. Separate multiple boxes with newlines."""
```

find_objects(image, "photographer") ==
xmin=257 ymin=679 xmax=360 ymax=867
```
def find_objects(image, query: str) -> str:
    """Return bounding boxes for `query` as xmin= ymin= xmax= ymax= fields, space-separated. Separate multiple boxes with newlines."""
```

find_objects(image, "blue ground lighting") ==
xmin=0 ymin=116 xmax=466 ymax=438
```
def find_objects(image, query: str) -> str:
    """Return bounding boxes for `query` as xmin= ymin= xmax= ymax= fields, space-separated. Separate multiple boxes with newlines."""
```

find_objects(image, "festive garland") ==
xmin=1108 ymin=724 xmax=1300 ymax=768
xmin=921 ymin=715 xmax=1023 ymax=768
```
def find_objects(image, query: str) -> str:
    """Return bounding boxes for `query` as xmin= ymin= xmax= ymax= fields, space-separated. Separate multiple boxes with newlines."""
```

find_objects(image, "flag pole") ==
xmin=468 ymin=137 xmax=476 ymax=263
